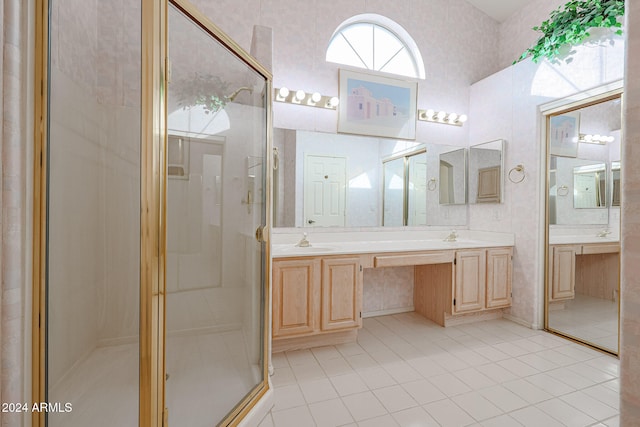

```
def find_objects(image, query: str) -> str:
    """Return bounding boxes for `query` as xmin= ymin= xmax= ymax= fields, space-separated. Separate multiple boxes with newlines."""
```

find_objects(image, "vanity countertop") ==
xmin=271 ymin=230 xmax=515 ymax=258
xmin=549 ymin=235 xmax=620 ymax=245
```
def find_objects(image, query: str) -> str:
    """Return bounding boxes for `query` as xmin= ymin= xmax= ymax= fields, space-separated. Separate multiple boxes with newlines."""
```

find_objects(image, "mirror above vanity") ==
xmin=273 ymin=128 xmax=469 ymax=228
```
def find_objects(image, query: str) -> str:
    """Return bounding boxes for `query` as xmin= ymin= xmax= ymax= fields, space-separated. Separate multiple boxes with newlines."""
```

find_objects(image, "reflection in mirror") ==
xmin=408 ymin=153 xmax=428 ymax=225
xmin=438 ymin=148 xmax=467 ymax=205
xmin=382 ymin=149 xmax=427 ymax=226
xmin=550 ymin=157 xmax=609 ymax=224
xmin=469 ymin=139 xmax=504 ymax=203
xmin=272 ymin=129 xmax=468 ymax=228
xmin=383 ymin=157 xmax=406 ymax=227
xmin=573 ymin=163 xmax=606 ymax=208
xmin=546 ymin=93 xmax=621 ymax=354
xmin=611 ymin=161 xmax=621 ymax=206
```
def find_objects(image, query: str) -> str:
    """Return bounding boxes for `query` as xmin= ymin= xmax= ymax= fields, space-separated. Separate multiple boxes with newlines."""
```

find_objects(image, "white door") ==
xmin=304 ymin=155 xmax=347 ymax=227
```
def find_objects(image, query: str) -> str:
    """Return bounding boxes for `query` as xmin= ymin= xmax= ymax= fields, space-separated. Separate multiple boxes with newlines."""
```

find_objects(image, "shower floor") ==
xmin=48 ymin=330 xmax=261 ymax=427
xmin=548 ymin=293 xmax=618 ymax=352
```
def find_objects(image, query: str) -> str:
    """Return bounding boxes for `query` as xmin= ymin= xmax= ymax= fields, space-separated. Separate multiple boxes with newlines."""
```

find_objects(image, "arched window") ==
xmin=326 ymin=14 xmax=425 ymax=79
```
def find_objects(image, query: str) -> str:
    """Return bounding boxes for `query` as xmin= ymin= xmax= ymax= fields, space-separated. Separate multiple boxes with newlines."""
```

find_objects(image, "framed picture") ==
xmin=338 ymin=69 xmax=417 ymax=140
xmin=549 ymin=112 xmax=580 ymax=157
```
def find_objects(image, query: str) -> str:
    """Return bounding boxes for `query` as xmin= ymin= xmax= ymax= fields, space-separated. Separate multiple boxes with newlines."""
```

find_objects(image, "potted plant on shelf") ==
xmin=515 ymin=0 xmax=624 ymax=64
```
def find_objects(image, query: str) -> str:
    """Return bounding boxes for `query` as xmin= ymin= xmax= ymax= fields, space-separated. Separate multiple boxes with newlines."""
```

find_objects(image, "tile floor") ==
xmin=548 ymin=294 xmax=618 ymax=352
xmin=260 ymin=314 xmax=619 ymax=427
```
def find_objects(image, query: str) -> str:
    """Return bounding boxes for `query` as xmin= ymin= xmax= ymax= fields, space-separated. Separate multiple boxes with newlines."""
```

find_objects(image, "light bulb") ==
xmin=425 ymin=109 xmax=435 ymax=118
xmin=593 ymin=134 xmax=602 ymax=142
xmin=448 ymin=113 xmax=458 ymax=123
xmin=458 ymin=114 xmax=468 ymax=123
xmin=607 ymin=136 xmax=615 ymax=143
xmin=278 ymin=87 xmax=290 ymax=99
xmin=310 ymin=92 xmax=322 ymax=103
xmin=436 ymin=111 xmax=446 ymax=120
xmin=295 ymin=90 xmax=306 ymax=101
xmin=584 ymin=134 xmax=593 ymax=142
xmin=327 ymin=96 xmax=340 ymax=108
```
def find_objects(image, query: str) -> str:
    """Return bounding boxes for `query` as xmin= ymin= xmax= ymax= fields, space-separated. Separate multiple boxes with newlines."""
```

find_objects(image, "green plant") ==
xmin=515 ymin=0 xmax=624 ymax=64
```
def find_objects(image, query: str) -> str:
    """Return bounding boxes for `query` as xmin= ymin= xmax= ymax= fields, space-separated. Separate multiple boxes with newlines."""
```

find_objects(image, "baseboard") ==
xmin=444 ymin=309 xmax=503 ymax=327
xmin=363 ymin=307 xmax=414 ymax=318
xmin=502 ymin=313 xmax=540 ymax=330
xmin=272 ymin=330 xmax=358 ymax=353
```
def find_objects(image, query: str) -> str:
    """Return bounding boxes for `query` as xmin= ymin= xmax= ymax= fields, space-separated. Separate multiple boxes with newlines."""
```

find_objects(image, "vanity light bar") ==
xmin=579 ymin=133 xmax=615 ymax=144
xmin=274 ymin=87 xmax=340 ymax=110
xmin=417 ymin=109 xmax=467 ymax=127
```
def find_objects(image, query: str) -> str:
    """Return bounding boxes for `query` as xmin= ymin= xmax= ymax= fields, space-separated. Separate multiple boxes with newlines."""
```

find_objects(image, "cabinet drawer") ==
xmin=581 ymin=243 xmax=620 ymax=255
xmin=374 ymin=251 xmax=454 ymax=268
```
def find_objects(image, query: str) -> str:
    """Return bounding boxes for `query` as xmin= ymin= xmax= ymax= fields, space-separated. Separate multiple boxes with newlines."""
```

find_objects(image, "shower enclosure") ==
xmin=33 ymin=1 xmax=271 ymax=426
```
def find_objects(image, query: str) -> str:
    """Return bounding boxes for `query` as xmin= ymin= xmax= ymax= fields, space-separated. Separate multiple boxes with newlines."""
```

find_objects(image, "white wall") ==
xmin=192 ymin=0 xmax=501 ymax=140
xmin=469 ymin=32 xmax=625 ymax=327
xmin=497 ymin=0 xmax=567 ymax=69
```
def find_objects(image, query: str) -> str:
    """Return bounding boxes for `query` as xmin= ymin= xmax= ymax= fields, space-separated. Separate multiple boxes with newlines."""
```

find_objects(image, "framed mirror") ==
xmin=438 ymin=148 xmax=467 ymax=205
xmin=545 ymin=90 xmax=622 ymax=355
xmin=273 ymin=129 xmax=468 ymax=228
xmin=469 ymin=139 xmax=504 ymax=203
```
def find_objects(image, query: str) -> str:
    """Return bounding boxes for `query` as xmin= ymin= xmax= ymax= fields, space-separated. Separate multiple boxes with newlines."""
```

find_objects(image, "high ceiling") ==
xmin=465 ymin=0 xmax=530 ymax=23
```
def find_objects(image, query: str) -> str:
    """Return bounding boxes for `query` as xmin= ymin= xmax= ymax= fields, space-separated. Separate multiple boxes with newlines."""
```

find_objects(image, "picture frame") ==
xmin=338 ymin=69 xmax=417 ymax=140
xmin=549 ymin=112 xmax=580 ymax=157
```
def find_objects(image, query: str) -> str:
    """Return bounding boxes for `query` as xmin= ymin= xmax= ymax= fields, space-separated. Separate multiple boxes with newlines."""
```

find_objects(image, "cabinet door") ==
xmin=486 ymin=248 xmax=512 ymax=308
xmin=272 ymin=258 xmax=320 ymax=338
xmin=551 ymin=245 xmax=579 ymax=300
xmin=454 ymin=250 xmax=486 ymax=313
xmin=321 ymin=257 xmax=362 ymax=331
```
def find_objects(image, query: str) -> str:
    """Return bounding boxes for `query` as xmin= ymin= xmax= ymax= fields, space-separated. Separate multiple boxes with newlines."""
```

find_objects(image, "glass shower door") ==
xmin=166 ymin=4 xmax=269 ymax=425
xmin=45 ymin=1 xmax=142 ymax=426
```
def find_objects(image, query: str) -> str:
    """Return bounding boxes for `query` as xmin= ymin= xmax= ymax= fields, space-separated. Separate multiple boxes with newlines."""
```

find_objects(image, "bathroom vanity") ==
xmin=548 ymin=237 xmax=620 ymax=302
xmin=271 ymin=231 xmax=514 ymax=351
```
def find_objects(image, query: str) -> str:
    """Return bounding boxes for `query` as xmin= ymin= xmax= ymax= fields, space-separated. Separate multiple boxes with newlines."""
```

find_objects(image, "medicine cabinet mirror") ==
xmin=438 ymin=148 xmax=467 ymax=205
xmin=469 ymin=139 xmax=504 ymax=204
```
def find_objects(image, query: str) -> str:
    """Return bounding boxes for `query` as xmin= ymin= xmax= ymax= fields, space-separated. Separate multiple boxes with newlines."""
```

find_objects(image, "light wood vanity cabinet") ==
xmin=550 ymin=245 xmax=580 ymax=301
xmin=272 ymin=256 xmax=362 ymax=341
xmin=549 ymin=242 xmax=620 ymax=302
xmin=273 ymin=244 xmax=513 ymax=347
xmin=321 ymin=257 xmax=363 ymax=331
xmin=453 ymin=247 xmax=512 ymax=314
xmin=454 ymin=250 xmax=486 ymax=313
xmin=272 ymin=258 xmax=320 ymax=338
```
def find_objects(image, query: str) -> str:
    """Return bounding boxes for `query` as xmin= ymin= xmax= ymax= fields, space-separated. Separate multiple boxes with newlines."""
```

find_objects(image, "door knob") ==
xmin=308 ymin=219 xmax=316 ymax=224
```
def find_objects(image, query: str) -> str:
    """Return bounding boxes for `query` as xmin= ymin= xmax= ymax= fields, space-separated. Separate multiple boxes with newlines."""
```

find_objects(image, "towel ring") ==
xmin=508 ymin=164 xmax=525 ymax=183
xmin=427 ymin=178 xmax=437 ymax=191
xmin=557 ymin=185 xmax=569 ymax=196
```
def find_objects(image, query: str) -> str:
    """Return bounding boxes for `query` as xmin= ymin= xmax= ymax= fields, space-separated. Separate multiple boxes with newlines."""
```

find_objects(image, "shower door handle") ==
xmin=255 ymin=225 xmax=267 ymax=243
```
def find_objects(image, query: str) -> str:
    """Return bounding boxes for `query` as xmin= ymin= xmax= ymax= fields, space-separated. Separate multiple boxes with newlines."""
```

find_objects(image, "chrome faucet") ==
xmin=296 ymin=232 xmax=311 ymax=247
xmin=596 ymin=229 xmax=612 ymax=238
xmin=443 ymin=230 xmax=458 ymax=242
